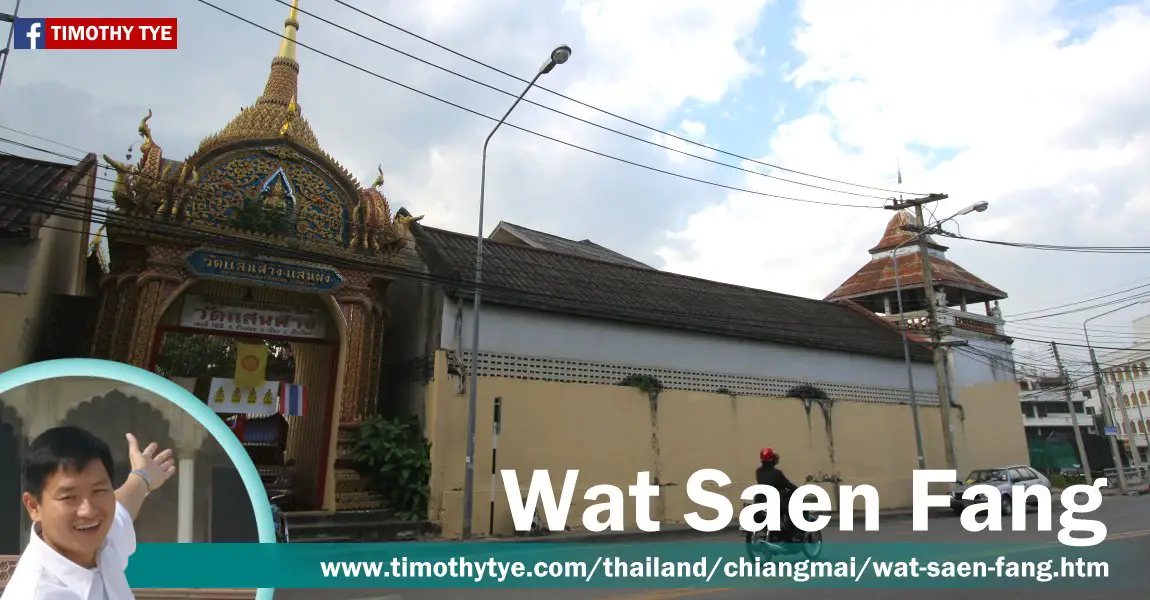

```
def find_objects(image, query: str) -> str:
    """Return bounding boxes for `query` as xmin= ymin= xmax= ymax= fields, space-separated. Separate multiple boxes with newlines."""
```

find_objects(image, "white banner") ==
xmin=179 ymin=295 xmax=327 ymax=339
xmin=207 ymin=377 xmax=281 ymax=415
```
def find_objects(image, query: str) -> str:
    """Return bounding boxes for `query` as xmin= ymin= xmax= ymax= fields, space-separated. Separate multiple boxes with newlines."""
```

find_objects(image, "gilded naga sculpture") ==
xmin=350 ymin=165 xmax=423 ymax=255
xmin=103 ymin=110 xmax=199 ymax=219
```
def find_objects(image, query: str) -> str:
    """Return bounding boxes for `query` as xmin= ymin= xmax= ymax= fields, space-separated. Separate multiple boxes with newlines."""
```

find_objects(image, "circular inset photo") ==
xmin=0 ymin=360 xmax=275 ymax=600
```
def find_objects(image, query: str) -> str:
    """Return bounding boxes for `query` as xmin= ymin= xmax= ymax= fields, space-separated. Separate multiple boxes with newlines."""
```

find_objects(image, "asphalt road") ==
xmin=274 ymin=494 xmax=1149 ymax=600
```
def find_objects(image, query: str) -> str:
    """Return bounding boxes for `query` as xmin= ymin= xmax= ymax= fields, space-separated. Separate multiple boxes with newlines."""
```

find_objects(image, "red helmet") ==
xmin=760 ymin=448 xmax=778 ymax=464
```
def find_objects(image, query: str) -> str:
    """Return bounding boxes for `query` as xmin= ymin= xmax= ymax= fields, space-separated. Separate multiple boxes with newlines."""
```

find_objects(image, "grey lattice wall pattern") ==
xmin=445 ymin=350 xmax=941 ymax=406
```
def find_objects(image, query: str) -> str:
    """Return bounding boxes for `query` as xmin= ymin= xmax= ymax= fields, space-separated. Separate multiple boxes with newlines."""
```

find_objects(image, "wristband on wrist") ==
xmin=130 ymin=469 xmax=152 ymax=494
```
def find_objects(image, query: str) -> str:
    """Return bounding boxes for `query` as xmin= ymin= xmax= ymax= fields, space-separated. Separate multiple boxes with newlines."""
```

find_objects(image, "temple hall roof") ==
xmin=407 ymin=213 xmax=932 ymax=362
xmin=825 ymin=210 xmax=1007 ymax=305
xmin=488 ymin=221 xmax=653 ymax=269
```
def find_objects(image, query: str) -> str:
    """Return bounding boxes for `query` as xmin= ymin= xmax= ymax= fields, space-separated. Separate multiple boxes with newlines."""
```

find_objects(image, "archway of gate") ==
xmin=149 ymin=279 xmax=343 ymax=512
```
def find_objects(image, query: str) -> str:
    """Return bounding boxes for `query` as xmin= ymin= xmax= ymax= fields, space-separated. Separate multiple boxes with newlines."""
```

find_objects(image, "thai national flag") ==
xmin=279 ymin=383 xmax=307 ymax=417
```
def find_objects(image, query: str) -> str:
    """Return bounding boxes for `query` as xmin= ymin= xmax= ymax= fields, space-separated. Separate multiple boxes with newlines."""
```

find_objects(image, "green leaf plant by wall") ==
xmin=349 ymin=414 xmax=432 ymax=521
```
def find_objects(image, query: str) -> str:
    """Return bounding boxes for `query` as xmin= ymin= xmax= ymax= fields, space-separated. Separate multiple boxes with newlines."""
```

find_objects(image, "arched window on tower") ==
xmin=1141 ymin=391 xmax=1147 ymax=405
xmin=1139 ymin=421 xmax=1147 ymax=434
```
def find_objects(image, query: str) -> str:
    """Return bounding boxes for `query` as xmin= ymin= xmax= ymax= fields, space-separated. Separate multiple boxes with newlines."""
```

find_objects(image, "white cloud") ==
xmin=0 ymin=0 xmax=770 ymax=264
xmin=559 ymin=0 xmax=771 ymax=122
xmin=680 ymin=120 xmax=707 ymax=140
xmin=659 ymin=0 xmax=1150 ymax=342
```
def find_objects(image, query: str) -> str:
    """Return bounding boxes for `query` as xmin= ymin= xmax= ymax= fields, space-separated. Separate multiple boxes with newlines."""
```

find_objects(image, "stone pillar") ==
xmin=334 ymin=282 xmax=375 ymax=425
xmin=364 ymin=279 xmax=390 ymax=418
xmin=89 ymin=273 xmax=124 ymax=359
xmin=109 ymin=274 xmax=142 ymax=363
xmin=125 ymin=247 xmax=189 ymax=369
xmin=126 ymin=270 xmax=183 ymax=368
xmin=177 ymin=457 xmax=194 ymax=543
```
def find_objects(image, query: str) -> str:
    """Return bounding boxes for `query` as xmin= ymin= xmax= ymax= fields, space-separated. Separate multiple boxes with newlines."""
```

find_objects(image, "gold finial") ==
xmin=277 ymin=0 xmax=300 ymax=62
xmin=280 ymin=96 xmax=297 ymax=136
xmin=371 ymin=164 xmax=385 ymax=188
xmin=138 ymin=109 xmax=154 ymax=146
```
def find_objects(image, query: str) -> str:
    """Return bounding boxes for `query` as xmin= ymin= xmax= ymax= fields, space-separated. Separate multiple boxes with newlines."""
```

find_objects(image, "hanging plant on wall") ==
xmin=619 ymin=374 xmax=664 ymax=394
xmin=349 ymin=414 xmax=432 ymax=521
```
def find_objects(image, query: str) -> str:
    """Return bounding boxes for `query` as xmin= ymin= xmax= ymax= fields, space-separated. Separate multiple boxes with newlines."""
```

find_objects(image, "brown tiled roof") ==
xmin=826 ymin=211 xmax=1007 ymax=304
xmin=0 ymin=153 xmax=98 ymax=237
xmin=406 ymin=210 xmax=932 ymax=362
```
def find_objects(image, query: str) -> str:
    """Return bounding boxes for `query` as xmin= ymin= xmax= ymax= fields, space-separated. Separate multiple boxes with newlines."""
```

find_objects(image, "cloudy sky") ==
xmin=2 ymin=0 xmax=1149 ymax=376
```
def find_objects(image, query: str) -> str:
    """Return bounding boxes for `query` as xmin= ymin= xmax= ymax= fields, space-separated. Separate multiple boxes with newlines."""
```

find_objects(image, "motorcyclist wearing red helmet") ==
xmin=746 ymin=447 xmax=798 ymax=543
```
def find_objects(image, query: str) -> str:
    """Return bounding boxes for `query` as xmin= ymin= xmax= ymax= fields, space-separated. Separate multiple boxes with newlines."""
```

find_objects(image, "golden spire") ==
xmin=277 ymin=0 xmax=300 ymax=62
xmin=193 ymin=0 xmax=323 ymax=156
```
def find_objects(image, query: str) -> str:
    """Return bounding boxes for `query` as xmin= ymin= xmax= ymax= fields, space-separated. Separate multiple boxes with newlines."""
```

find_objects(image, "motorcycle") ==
xmin=270 ymin=491 xmax=291 ymax=543
xmin=741 ymin=495 xmax=824 ymax=560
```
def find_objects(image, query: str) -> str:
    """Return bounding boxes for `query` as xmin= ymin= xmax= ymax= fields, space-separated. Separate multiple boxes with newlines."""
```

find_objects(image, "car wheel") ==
xmin=1001 ymin=494 xmax=1012 ymax=515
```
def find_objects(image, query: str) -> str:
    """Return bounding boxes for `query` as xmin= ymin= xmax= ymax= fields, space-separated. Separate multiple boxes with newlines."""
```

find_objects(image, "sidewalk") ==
xmin=1103 ymin=484 xmax=1150 ymax=496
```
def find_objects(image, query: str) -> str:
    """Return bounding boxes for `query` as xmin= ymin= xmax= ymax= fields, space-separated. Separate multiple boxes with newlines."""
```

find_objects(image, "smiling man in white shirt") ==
xmin=1 ymin=426 xmax=177 ymax=600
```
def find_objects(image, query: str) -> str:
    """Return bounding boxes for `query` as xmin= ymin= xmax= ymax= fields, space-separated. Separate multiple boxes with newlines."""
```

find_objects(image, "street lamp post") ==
xmin=891 ymin=202 xmax=989 ymax=472
xmin=1082 ymin=300 xmax=1149 ymax=494
xmin=462 ymin=45 xmax=572 ymax=540
xmin=0 ymin=1 xmax=22 ymax=94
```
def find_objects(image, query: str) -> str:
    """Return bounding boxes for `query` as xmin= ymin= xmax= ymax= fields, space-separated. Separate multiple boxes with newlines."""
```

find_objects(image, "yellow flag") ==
xmin=234 ymin=342 xmax=268 ymax=389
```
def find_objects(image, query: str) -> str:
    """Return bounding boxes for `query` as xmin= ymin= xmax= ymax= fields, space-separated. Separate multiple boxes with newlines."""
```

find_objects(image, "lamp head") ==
xmin=954 ymin=200 xmax=990 ymax=217
xmin=551 ymin=45 xmax=572 ymax=65
xmin=540 ymin=45 xmax=573 ymax=74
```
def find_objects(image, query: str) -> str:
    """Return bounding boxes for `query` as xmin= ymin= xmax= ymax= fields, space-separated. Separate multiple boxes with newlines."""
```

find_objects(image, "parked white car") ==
xmin=949 ymin=465 xmax=1052 ymax=516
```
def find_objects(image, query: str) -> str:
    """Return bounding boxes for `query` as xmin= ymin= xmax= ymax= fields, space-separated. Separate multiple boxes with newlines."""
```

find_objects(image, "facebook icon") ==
xmin=13 ymin=18 xmax=47 ymax=50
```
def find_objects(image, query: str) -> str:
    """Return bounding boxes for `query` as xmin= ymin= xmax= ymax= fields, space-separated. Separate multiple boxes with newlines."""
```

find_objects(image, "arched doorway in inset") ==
xmin=59 ymin=390 xmax=178 ymax=543
xmin=0 ymin=401 xmax=25 ymax=554
xmin=148 ymin=278 xmax=342 ymax=512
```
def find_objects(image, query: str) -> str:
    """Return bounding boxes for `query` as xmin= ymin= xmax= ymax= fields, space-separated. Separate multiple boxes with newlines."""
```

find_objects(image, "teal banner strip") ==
xmin=125 ymin=542 xmax=1134 ymax=589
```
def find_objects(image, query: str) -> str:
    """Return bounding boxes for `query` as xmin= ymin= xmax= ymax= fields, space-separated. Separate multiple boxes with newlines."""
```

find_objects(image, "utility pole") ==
xmin=1087 ymin=346 xmax=1128 ymax=494
xmin=1051 ymin=342 xmax=1092 ymax=485
xmin=0 ymin=0 xmax=22 ymax=94
xmin=1115 ymin=379 xmax=1144 ymax=475
xmin=888 ymin=193 xmax=957 ymax=471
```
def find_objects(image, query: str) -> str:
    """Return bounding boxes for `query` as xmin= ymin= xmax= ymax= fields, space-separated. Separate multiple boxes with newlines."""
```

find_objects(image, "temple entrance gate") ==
xmin=83 ymin=2 xmax=424 ymax=515
xmin=149 ymin=278 xmax=348 ymax=513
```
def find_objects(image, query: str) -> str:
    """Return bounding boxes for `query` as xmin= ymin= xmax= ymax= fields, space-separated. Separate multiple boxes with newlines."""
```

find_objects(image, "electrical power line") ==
xmin=0 ymin=182 xmax=944 ymax=346
xmin=189 ymin=0 xmax=891 ymax=210
xmin=259 ymin=0 xmax=895 ymax=201
xmin=314 ymin=0 xmax=929 ymax=198
xmin=941 ymin=230 xmax=1150 ymax=254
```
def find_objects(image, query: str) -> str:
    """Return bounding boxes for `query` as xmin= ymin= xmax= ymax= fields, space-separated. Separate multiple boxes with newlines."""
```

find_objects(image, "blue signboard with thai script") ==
xmin=185 ymin=250 xmax=344 ymax=293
